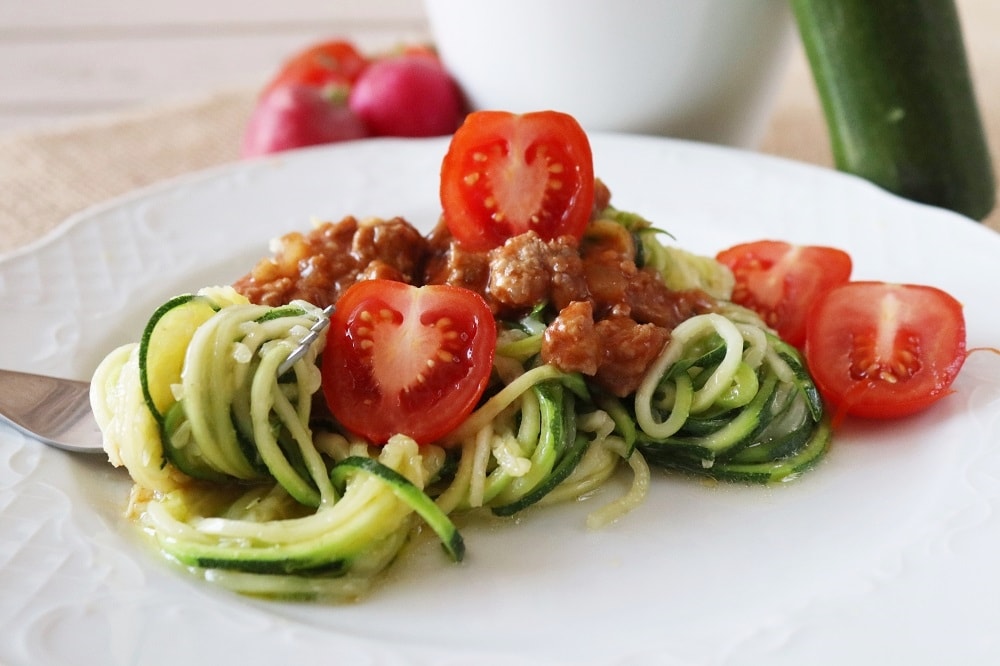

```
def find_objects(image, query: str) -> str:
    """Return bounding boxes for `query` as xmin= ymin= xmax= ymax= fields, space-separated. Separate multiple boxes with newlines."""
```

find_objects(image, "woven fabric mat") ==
xmin=0 ymin=89 xmax=253 ymax=254
xmin=1 ymin=86 xmax=997 ymax=255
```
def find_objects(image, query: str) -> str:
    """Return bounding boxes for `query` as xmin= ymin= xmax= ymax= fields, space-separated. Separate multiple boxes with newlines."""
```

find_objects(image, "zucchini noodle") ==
xmin=630 ymin=309 xmax=829 ymax=477
xmin=93 ymin=212 xmax=829 ymax=602
xmin=91 ymin=343 xmax=186 ymax=495
xmin=607 ymin=207 xmax=735 ymax=300
xmin=635 ymin=313 xmax=746 ymax=437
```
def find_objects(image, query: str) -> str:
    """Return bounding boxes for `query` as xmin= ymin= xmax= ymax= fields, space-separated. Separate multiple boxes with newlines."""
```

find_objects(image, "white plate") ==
xmin=2 ymin=135 xmax=999 ymax=666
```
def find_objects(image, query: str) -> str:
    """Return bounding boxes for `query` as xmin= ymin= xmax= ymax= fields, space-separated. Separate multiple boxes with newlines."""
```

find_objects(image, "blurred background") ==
xmin=0 ymin=0 xmax=429 ymax=133
xmin=0 ymin=0 xmax=993 ymax=145
xmin=0 ymin=0 xmax=1000 ymax=161
xmin=0 ymin=0 xmax=996 ymax=239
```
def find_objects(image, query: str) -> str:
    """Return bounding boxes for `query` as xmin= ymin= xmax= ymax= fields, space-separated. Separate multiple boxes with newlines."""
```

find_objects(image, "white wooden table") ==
xmin=0 ymin=0 xmax=430 ymax=133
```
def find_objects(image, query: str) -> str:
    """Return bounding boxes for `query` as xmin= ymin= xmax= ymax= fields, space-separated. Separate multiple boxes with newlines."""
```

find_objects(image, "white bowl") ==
xmin=424 ymin=0 xmax=795 ymax=147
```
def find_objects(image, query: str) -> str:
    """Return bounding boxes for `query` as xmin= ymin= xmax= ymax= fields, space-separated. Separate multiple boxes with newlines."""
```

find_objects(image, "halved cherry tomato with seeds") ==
xmin=804 ymin=281 xmax=967 ymax=420
xmin=716 ymin=240 xmax=853 ymax=348
xmin=321 ymin=280 xmax=496 ymax=444
xmin=440 ymin=110 xmax=595 ymax=251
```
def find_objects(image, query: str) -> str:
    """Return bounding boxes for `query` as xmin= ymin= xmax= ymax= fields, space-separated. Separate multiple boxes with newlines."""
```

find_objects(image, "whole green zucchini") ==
xmin=790 ymin=0 xmax=995 ymax=220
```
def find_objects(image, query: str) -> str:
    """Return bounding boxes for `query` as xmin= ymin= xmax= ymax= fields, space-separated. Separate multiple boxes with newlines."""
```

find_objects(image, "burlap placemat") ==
xmin=0 ymin=85 xmax=997 ymax=256
xmin=0 ymin=89 xmax=253 ymax=254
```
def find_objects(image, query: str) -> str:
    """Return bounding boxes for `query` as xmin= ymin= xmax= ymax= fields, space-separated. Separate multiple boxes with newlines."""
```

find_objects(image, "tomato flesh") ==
xmin=322 ymin=280 xmax=496 ymax=444
xmin=804 ymin=281 xmax=966 ymax=419
xmin=440 ymin=110 xmax=595 ymax=251
xmin=716 ymin=240 xmax=852 ymax=348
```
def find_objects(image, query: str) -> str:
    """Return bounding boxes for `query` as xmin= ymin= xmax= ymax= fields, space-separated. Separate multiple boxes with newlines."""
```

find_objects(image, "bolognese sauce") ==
xmin=232 ymin=185 xmax=718 ymax=397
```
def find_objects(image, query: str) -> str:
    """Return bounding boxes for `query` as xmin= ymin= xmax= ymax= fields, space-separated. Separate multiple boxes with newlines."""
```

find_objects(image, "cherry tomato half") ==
xmin=440 ymin=110 xmax=595 ymax=251
xmin=804 ymin=281 xmax=967 ymax=419
xmin=263 ymin=40 xmax=369 ymax=96
xmin=321 ymin=280 xmax=496 ymax=444
xmin=716 ymin=240 xmax=853 ymax=348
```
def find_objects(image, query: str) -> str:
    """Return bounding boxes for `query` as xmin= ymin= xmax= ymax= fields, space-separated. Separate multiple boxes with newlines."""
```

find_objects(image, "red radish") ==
xmin=242 ymin=84 xmax=369 ymax=157
xmin=348 ymin=54 xmax=465 ymax=137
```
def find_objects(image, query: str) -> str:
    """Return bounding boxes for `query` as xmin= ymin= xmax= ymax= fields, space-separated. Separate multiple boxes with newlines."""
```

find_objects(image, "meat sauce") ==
xmin=232 ymin=215 xmax=428 ymax=307
xmin=232 ymin=188 xmax=717 ymax=397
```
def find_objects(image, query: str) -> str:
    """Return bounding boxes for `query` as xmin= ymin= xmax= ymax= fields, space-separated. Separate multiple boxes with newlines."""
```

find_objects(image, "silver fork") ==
xmin=0 ymin=305 xmax=333 ymax=454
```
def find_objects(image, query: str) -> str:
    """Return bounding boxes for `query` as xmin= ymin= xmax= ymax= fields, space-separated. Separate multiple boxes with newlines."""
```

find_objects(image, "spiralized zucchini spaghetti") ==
xmin=90 ymin=196 xmax=829 ymax=601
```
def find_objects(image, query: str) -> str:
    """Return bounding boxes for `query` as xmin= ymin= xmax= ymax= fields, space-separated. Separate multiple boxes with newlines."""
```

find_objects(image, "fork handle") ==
xmin=0 ymin=369 xmax=105 ymax=453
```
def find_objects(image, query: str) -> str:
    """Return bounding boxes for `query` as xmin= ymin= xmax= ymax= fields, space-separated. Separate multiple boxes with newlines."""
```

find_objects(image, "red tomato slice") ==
xmin=263 ymin=40 xmax=369 ymax=95
xmin=321 ymin=280 xmax=496 ymax=444
xmin=716 ymin=240 xmax=853 ymax=347
xmin=440 ymin=110 xmax=595 ymax=251
xmin=804 ymin=281 xmax=967 ymax=419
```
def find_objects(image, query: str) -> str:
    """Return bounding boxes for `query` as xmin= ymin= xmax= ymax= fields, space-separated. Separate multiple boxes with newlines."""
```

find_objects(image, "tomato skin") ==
xmin=804 ymin=281 xmax=967 ymax=419
xmin=440 ymin=110 xmax=595 ymax=251
xmin=321 ymin=280 xmax=496 ymax=445
xmin=263 ymin=40 xmax=369 ymax=96
xmin=716 ymin=240 xmax=853 ymax=348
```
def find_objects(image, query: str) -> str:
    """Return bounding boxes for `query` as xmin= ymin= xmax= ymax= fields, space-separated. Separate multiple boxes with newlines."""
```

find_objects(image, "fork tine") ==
xmin=277 ymin=304 xmax=336 ymax=376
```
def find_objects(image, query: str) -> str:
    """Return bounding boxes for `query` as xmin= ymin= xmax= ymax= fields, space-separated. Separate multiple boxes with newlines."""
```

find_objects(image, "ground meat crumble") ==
xmin=232 ymin=188 xmax=718 ymax=397
xmin=232 ymin=215 xmax=428 ymax=308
